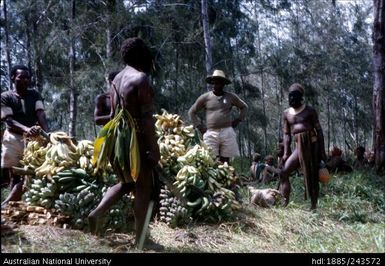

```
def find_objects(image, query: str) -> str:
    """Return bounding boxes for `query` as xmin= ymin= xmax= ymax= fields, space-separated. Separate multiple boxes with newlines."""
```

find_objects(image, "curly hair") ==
xmin=10 ymin=65 xmax=30 ymax=79
xmin=108 ymin=71 xmax=120 ymax=82
xmin=120 ymin=37 xmax=153 ymax=73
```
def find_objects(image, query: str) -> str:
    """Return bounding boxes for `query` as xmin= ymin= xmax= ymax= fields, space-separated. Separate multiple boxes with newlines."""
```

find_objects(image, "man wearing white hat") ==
xmin=188 ymin=69 xmax=248 ymax=163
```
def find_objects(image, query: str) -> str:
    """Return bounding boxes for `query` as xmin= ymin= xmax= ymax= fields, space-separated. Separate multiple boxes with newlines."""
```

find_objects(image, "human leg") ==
xmin=88 ymin=182 xmax=134 ymax=234
xmin=133 ymin=167 xmax=153 ymax=246
xmin=1 ymin=173 xmax=23 ymax=208
xmin=220 ymin=127 xmax=239 ymax=159
xmin=279 ymin=149 xmax=300 ymax=206
xmin=1 ymin=130 xmax=25 ymax=207
xmin=203 ymin=129 xmax=220 ymax=157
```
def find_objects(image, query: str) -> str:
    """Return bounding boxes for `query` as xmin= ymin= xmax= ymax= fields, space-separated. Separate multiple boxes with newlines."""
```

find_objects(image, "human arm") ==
xmin=94 ymin=94 xmax=111 ymax=126
xmin=138 ymin=75 xmax=160 ymax=167
xmin=230 ymin=93 xmax=248 ymax=128
xmin=282 ymin=112 xmax=292 ymax=163
xmin=188 ymin=94 xmax=207 ymax=134
xmin=36 ymin=109 xmax=48 ymax=132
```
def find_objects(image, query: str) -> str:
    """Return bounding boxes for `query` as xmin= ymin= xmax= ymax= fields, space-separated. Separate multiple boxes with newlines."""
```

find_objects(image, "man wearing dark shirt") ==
xmin=1 ymin=65 xmax=48 ymax=207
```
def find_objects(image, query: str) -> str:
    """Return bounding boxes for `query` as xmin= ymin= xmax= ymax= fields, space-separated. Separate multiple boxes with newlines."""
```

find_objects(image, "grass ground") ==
xmin=1 ymin=170 xmax=384 ymax=253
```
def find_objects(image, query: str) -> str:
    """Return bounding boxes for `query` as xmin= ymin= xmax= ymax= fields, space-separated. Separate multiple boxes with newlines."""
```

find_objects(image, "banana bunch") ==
xmin=158 ymin=134 xmax=186 ymax=159
xmin=34 ymin=137 xmax=79 ymax=179
xmin=54 ymin=192 xmax=79 ymax=216
xmin=54 ymin=187 xmax=102 ymax=230
xmin=20 ymin=141 xmax=51 ymax=171
xmin=155 ymin=110 xmax=194 ymax=138
xmin=158 ymin=185 xmax=190 ymax=228
xmin=76 ymin=140 xmax=95 ymax=173
xmin=177 ymin=144 xmax=215 ymax=170
xmin=23 ymin=178 xmax=58 ymax=209
xmin=170 ymin=151 xmax=241 ymax=221
xmin=103 ymin=193 xmax=134 ymax=232
xmin=215 ymin=162 xmax=238 ymax=189
xmin=173 ymin=165 xmax=205 ymax=198
xmin=155 ymin=110 xmax=196 ymax=179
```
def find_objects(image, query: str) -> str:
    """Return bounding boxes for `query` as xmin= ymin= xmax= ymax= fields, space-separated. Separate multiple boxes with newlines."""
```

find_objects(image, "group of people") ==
xmin=2 ymin=36 xmax=357 ymax=246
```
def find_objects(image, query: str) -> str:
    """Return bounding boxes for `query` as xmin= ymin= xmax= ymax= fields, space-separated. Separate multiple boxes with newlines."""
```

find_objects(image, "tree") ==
xmin=2 ymin=0 xmax=12 ymax=90
xmin=372 ymin=0 xmax=385 ymax=173
xmin=201 ymin=0 xmax=212 ymax=86
xmin=68 ymin=0 xmax=77 ymax=137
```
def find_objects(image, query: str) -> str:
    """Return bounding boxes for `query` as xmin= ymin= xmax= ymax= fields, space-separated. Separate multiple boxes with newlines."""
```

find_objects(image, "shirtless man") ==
xmin=94 ymin=71 xmax=120 ymax=126
xmin=88 ymin=38 xmax=160 ymax=247
xmin=279 ymin=83 xmax=326 ymax=210
xmin=188 ymin=69 xmax=248 ymax=163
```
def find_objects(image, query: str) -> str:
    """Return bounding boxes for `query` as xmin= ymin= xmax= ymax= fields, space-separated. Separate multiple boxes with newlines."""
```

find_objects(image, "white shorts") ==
xmin=203 ymin=127 xmax=240 ymax=158
xmin=1 ymin=129 xmax=25 ymax=168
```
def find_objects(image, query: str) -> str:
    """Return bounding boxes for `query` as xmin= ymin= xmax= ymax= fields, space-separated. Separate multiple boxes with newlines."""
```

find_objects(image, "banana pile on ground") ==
xmin=19 ymin=131 xmax=133 ymax=232
xmin=155 ymin=111 xmax=241 ymax=226
xmin=155 ymin=110 xmax=195 ymax=178
xmin=19 ymin=132 xmax=95 ymax=179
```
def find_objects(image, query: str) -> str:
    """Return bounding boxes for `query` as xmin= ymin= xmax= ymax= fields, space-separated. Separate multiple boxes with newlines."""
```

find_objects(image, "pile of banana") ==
xmin=20 ymin=140 xmax=50 ymax=170
xmin=19 ymin=131 xmax=133 ymax=232
xmin=155 ymin=111 xmax=242 ymax=226
xmin=155 ymin=110 xmax=195 ymax=138
xmin=21 ymin=132 xmax=97 ymax=179
xmin=155 ymin=110 xmax=195 ymax=178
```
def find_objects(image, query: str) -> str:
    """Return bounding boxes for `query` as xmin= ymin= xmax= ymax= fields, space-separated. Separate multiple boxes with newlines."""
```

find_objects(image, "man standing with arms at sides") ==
xmin=89 ymin=37 xmax=160 ymax=249
xmin=94 ymin=71 xmax=120 ymax=126
xmin=1 ymin=65 xmax=48 ymax=208
xmin=279 ymin=83 xmax=327 ymax=210
xmin=188 ymin=69 xmax=248 ymax=163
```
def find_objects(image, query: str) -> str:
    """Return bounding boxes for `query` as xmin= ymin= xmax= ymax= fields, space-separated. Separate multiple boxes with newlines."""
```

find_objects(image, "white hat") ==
xmin=206 ymin=69 xmax=231 ymax=85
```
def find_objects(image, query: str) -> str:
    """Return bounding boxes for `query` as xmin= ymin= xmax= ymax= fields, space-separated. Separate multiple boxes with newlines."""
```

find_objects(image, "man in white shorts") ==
xmin=188 ymin=70 xmax=248 ymax=163
xmin=1 ymin=65 xmax=48 ymax=207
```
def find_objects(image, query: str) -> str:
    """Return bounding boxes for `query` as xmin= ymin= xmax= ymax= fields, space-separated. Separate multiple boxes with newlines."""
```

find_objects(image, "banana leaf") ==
xmin=93 ymin=108 xmax=141 ymax=182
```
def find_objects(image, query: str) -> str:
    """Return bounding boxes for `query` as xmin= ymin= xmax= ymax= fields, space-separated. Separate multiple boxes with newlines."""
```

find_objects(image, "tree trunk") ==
xmin=327 ymin=92 xmax=331 ymax=153
xmin=372 ymin=0 xmax=385 ymax=173
xmin=32 ymin=14 xmax=43 ymax=93
xmin=105 ymin=0 xmax=115 ymax=87
xmin=3 ymin=0 xmax=12 ymax=89
xmin=201 ymin=0 xmax=212 ymax=91
xmin=255 ymin=12 xmax=268 ymax=154
xmin=69 ymin=0 xmax=77 ymax=137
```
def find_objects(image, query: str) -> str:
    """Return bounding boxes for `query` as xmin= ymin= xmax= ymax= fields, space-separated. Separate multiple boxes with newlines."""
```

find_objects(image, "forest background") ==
xmin=0 ymin=0 xmax=382 ymax=171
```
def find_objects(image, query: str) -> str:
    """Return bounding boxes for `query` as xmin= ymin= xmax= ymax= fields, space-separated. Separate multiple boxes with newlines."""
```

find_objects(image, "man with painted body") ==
xmin=279 ymin=83 xmax=326 ymax=210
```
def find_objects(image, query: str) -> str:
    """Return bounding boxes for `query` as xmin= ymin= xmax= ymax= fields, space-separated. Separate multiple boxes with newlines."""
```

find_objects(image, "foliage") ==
xmin=0 ymin=0 xmax=375 ymax=157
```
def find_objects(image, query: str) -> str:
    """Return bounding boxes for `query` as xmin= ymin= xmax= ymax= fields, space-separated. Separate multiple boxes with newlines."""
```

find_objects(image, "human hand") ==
xmin=282 ymin=153 xmax=290 ymax=163
xmin=27 ymin=125 xmax=41 ymax=137
xmin=197 ymin=125 xmax=206 ymax=135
